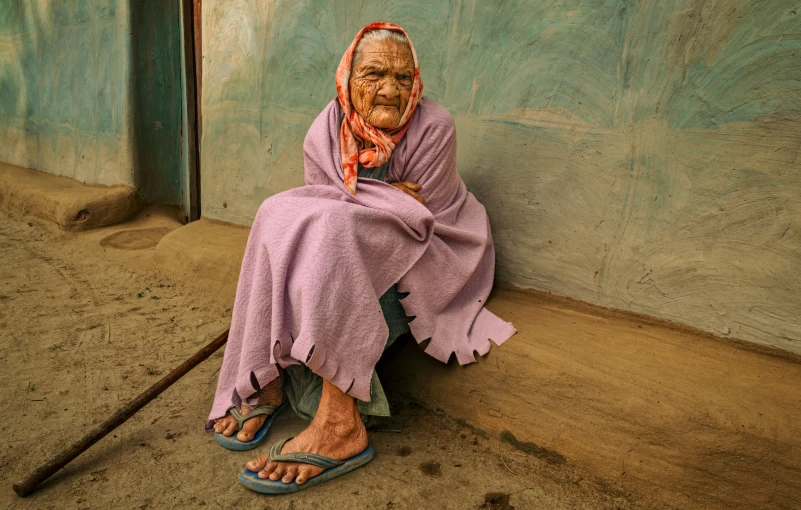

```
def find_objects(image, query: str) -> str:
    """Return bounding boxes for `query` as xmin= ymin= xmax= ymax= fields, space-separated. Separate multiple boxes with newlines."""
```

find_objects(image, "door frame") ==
xmin=180 ymin=0 xmax=201 ymax=221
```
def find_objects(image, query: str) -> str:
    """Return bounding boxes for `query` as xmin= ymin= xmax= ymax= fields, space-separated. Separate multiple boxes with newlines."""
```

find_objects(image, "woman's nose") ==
xmin=378 ymin=79 xmax=400 ymax=99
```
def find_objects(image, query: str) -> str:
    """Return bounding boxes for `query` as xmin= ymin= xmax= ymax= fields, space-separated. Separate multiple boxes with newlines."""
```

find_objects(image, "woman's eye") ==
xmin=398 ymin=75 xmax=412 ymax=83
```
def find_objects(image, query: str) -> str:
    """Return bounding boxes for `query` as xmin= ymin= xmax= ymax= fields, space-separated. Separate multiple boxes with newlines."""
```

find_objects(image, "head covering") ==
xmin=335 ymin=22 xmax=424 ymax=193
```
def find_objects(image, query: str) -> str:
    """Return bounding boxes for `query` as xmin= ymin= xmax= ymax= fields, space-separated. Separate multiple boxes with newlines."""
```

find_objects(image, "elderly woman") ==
xmin=208 ymin=22 xmax=515 ymax=493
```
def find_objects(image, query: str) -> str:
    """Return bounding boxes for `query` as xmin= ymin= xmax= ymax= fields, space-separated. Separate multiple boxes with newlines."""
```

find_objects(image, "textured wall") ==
xmin=0 ymin=1 xmax=134 ymax=187
xmin=0 ymin=1 xmax=185 ymax=205
xmin=200 ymin=1 xmax=801 ymax=353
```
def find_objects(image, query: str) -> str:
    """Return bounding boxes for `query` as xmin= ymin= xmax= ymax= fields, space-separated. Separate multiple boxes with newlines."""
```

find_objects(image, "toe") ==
xmin=247 ymin=453 xmax=270 ymax=472
xmin=269 ymin=464 xmax=285 ymax=481
xmin=281 ymin=466 xmax=298 ymax=484
xmin=295 ymin=467 xmax=313 ymax=485
xmin=237 ymin=415 xmax=266 ymax=442
xmin=222 ymin=419 xmax=238 ymax=437
xmin=214 ymin=417 xmax=230 ymax=433
xmin=257 ymin=461 xmax=276 ymax=479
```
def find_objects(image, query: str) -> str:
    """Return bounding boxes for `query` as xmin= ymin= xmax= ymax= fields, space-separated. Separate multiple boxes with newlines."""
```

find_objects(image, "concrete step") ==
xmin=0 ymin=162 xmax=138 ymax=231
xmin=154 ymin=217 xmax=249 ymax=303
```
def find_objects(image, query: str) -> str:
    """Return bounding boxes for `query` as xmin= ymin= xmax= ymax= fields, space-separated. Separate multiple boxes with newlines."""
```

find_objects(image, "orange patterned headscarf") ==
xmin=336 ymin=22 xmax=424 ymax=194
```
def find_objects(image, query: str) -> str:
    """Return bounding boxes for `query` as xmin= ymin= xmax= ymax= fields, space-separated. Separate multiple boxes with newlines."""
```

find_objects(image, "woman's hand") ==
xmin=389 ymin=181 xmax=427 ymax=207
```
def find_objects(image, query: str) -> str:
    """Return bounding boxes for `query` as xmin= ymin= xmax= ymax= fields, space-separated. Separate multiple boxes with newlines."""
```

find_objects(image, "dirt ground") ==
xmin=1 ymin=208 xmax=799 ymax=509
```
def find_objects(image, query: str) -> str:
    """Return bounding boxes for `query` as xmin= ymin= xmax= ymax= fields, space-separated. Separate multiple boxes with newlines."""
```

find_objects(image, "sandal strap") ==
xmin=267 ymin=437 xmax=346 ymax=469
xmin=228 ymin=404 xmax=280 ymax=430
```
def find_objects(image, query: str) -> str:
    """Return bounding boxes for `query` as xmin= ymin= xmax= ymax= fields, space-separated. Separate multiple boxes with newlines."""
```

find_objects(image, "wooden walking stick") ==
xmin=12 ymin=328 xmax=229 ymax=497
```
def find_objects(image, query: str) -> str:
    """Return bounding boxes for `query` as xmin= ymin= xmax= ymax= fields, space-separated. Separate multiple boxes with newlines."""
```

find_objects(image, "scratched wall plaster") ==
xmin=0 ymin=1 xmax=135 ymax=187
xmin=0 ymin=1 xmax=185 ymax=205
xmin=199 ymin=1 xmax=801 ymax=352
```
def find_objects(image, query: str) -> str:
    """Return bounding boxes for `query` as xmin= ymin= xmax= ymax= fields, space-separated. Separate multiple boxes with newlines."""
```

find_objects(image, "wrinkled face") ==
xmin=349 ymin=38 xmax=414 ymax=129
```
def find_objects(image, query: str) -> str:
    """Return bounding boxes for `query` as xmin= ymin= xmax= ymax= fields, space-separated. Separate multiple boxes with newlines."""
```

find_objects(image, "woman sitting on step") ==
xmin=208 ymin=22 xmax=516 ymax=493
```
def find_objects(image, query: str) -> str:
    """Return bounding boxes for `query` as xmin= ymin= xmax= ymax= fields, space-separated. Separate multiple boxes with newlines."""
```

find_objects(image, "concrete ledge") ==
xmin=151 ymin=215 xmax=801 ymax=507
xmin=381 ymin=288 xmax=801 ymax=506
xmin=153 ymin=217 xmax=249 ymax=303
xmin=0 ymin=162 xmax=139 ymax=231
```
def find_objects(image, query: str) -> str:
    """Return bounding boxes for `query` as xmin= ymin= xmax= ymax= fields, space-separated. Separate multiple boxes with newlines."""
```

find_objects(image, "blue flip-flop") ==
xmin=214 ymin=402 xmax=288 ymax=451
xmin=238 ymin=437 xmax=375 ymax=494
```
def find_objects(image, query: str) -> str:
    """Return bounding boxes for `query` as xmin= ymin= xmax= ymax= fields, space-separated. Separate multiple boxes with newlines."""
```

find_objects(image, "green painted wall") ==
xmin=213 ymin=1 xmax=801 ymax=353
xmin=0 ymin=1 xmax=134 ymax=186
xmin=0 ymin=1 xmax=185 ymax=206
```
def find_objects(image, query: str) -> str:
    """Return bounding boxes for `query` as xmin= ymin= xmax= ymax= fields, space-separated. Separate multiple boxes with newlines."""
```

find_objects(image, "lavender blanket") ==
xmin=208 ymin=98 xmax=516 ymax=425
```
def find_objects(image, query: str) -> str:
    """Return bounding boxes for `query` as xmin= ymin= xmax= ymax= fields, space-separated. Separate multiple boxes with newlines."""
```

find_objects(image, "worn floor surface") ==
xmin=0 ymin=208 xmax=799 ymax=509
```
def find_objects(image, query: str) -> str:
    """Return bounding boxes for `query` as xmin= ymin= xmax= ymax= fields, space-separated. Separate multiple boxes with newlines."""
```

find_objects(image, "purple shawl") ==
xmin=208 ymin=98 xmax=516 ymax=425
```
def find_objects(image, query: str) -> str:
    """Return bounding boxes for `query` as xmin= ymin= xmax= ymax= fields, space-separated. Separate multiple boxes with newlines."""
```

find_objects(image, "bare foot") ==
xmin=213 ymin=371 xmax=286 ymax=442
xmin=245 ymin=379 xmax=368 ymax=485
